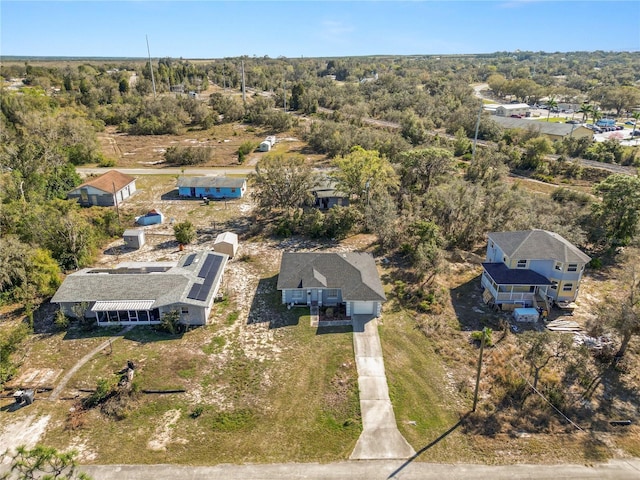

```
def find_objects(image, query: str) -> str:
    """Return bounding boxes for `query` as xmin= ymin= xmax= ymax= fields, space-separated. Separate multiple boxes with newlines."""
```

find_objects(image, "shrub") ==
xmin=173 ymin=220 xmax=196 ymax=245
xmin=54 ymin=309 xmax=69 ymax=330
xmin=158 ymin=309 xmax=181 ymax=335
xmin=470 ymin=328 xmax=493 ymax=347
xmin=165 ymin=146 xmax=212 ymax=166
xmin=237 ymin=141 xmax=259 ymax=164
xmin=98 ymin=157 xmax=116 ymax=168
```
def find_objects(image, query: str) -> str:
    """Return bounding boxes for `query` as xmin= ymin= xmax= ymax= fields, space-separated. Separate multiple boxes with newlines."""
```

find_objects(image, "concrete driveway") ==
xmin=350 ymin=315 xmax=415 ymax=460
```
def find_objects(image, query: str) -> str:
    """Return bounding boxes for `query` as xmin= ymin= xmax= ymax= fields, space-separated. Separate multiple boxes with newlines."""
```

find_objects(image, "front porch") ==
xmin=481 ymin=263 xmax=553 ymax=309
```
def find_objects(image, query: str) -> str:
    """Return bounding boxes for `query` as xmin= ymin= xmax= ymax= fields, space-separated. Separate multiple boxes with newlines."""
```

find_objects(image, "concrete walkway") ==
xmin=350 ymin=316 xmax=415 ymax=460
xmin=48 ymin=326 xmax=132 ymax=401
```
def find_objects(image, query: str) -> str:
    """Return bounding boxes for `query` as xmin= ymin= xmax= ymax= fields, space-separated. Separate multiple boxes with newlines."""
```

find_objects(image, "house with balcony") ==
xmin=481 ymin=230 xmax=591 ymax=311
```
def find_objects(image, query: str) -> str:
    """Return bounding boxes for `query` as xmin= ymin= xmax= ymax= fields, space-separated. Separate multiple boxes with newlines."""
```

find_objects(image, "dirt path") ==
xmin=48 ymin=326 xmax=132 ymax=401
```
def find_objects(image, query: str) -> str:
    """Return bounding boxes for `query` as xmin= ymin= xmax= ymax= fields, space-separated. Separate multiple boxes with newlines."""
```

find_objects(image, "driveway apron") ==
xmin=350 ymin=315 xmax=415 ymax=460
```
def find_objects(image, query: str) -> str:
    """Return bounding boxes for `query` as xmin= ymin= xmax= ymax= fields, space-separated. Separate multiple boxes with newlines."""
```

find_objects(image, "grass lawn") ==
xmin=36 ymin=300 xmax=361 ymax=464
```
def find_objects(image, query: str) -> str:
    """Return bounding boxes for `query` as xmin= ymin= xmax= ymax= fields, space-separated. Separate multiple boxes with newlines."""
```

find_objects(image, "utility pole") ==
xmin=146 ymin=35 xmax=157 ymax=99
xmin=472 ymin=327 xmax=488 ymax=412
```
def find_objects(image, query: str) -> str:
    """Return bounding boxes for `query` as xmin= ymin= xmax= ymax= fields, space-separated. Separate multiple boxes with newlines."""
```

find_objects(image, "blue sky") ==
xmin=1 ymin=1 xmax=639 ymax=58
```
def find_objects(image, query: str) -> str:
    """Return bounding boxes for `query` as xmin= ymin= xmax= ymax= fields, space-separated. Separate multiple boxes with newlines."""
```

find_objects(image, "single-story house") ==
xmin=481 ymin=229 xmax=591 ymax=311
xmin=68 ymin=170 xmax=136 ymax=207
xmin=277 ymin=252 xmax=386 ymax=317
xmin=123 ymin=229 xmax=145 ymax=249
xmin=177 ymin=176 xmax=247 ymax=199
xmin=495 ymin=103 xmax=530 ymax=117
xmin=491 ymin=116 xmax=593 ymax=141
xmin=51 ymin=251 xmax=228 ymax=326
xmin=311 ymin=179 xmax=349 ymax=210
xmin=213 ymin=232 xmax=238 ymax=258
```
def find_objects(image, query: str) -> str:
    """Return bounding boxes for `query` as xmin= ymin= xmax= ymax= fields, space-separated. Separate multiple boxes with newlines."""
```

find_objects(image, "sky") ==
xmin=1 ymin=1 xmax=639 ymax=58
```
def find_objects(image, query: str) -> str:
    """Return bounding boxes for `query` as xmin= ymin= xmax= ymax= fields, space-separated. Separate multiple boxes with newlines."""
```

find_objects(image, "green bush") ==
xmin=173 ymin=221 xmax=196 ymax=245
xmin=470 ymin=328 xmax=493 ymax=347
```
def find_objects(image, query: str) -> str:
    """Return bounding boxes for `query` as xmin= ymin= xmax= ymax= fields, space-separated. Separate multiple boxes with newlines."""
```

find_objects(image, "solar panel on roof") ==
xmin=187 ymin=283 xmax=201 ymax=300
xmin=183 ymin=254 xmax=196 ymax=267
xmin=197 ymin=255 xmax=215 ymax=278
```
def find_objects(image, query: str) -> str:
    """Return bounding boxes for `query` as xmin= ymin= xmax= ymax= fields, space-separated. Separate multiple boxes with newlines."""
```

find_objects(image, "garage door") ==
xmin=352 ymin=301 xmax=374 ymax=315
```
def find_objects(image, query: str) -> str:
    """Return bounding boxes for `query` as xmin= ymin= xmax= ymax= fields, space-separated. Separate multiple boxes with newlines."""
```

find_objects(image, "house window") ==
xmin=326 ymin=289 xmax=338 ymax=298
xmin=291 ymin=290 xmax=304 ymax=300
xmin=551 ymin=281 xmax=558 ymax=290
xmin=568 ymin=264 xmax=578 ymax=272
xmin=562 ymin=283 xmax=573 ymax=292
xmin=231 ymin=188 xmax=236 ymax=193
xmin=181 ymin=307 xmax=189 ymax=314
xmin=216 ymin=188 xmax=221 ymax=193
xmin=555 ymin=262 xmax=563 ymax=271
xmin=516 ymin=259 xmax=527 ymax=269
xmin=490 ymin=241 xmax=494 ymax=248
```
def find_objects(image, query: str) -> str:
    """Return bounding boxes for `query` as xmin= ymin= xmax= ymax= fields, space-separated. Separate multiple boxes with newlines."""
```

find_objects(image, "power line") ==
xmin=484 ymin=341 xmax=585 ymax=432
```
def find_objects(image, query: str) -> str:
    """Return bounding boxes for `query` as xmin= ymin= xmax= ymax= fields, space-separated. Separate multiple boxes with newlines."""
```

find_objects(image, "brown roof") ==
xmin=77 ymin=170 xmax=135 ymax=194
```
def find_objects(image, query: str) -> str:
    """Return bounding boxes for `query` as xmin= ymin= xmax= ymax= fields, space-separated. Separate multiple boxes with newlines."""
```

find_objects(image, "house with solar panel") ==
xmin=277 ymin=252 xmax=386 ymax=317
xmin=481 ymin=230 xmax=591 ymax=312
xmin=177 ymin=176 xmax=247 ymax=199
xmin=51 ymin=251 xmax=228 ymax=326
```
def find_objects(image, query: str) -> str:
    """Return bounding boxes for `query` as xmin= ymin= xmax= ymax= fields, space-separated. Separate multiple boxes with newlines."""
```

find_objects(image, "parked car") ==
xmin=616 ymin=126 xmax=624 ymax=130
xmin=566 ymin=120 xmax=581 ymax=124
xmin=625 ymin=121 xmax=635 ymax=126
xmin=632 ymin=130 xmax=640 ymax=136
xmin=510 ymin=114 xmax=523 ymax=118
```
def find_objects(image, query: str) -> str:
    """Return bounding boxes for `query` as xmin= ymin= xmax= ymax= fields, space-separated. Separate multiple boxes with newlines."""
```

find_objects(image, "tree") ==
xmin=331 ymin=146 xmax=398 ymax=206
xmin=592 ymin=174 xmax=640 ymax=247
xmin=519 ymin=331 xmax=573 ymax=391
xmin=631 ymin=110 xmax=640 ymax=138
xmin=251 ymin=153 xmax=318 ymax=213
xmin=609 ymin=261 xmax=640 ymax=359
xmin=0 ymin=445 xmax=92 ymax=480
xmin=397 ymin=147 xmax=453 ymax=195
xmin=546 ymin=97 xmax=557 ymax=122
xmin=521 ymin=136 xmax=553 ymax=170
xmin=577 ymin=103 xmax=593 ymax=123
xmin=173 ymin=221 xmax=196 ymax=245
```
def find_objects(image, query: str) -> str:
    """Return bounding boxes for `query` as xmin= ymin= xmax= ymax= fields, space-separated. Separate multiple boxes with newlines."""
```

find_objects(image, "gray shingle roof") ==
xmin=488 ymin=230 xmax=591 ymax=264
xmin=51 ymin=251 xmax=228 ymax=309
xmin=177 ymin=176 xmax=246 ymax=189
xmin=277 ymin=252 xmax=386 ymax=302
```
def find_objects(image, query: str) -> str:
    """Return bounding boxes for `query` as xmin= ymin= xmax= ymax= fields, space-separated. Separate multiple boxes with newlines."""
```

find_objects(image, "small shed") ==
xmin=136 ymin=209 xmax=164 ymax=226
xmin=513 ymin=307 xmax=539 ymax=323
xmin=123 ymin=229 xmax=145 ymax=249
xmin=213 ymin=232 xmax=238 ymax=258
xmin=259 ymin=141 xmax=271 ymax=152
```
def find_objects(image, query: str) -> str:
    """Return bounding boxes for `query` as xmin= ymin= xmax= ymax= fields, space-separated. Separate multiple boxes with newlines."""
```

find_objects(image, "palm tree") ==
xmin=546 ymin=97 xmax=558 ymax=122
xmin=592 ymin=108 xmax=602 ymax=125
xmin=578 ymin=103 xmax=593 ymax=123
xmin=631 ymin=111 xmax=640 ymax=138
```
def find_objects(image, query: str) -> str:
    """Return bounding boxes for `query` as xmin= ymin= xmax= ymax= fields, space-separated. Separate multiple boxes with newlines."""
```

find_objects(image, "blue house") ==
xmin=177 ymin=176 xmax=247 ymax=199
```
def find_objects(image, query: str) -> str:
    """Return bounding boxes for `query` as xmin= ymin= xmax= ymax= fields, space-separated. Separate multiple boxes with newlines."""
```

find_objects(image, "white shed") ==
xmin=213 ymin=232 xmax=238 ymax=258
xmin=123 ymin=229 xmax=145 ymax=249
xmin=259 ymin=141 xmax=271 ymax=152
xmin=513 ymin=307 xmax=539 ymax=323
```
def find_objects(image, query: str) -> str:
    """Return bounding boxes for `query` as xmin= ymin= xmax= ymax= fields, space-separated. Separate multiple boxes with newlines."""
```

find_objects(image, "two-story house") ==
xmin=481 ymin=230 xmax=591 ymax=311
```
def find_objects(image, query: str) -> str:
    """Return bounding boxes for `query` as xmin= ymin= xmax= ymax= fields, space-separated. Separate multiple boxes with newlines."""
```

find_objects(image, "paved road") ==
xmin=350 ymin=316 xmax=415 ymax=460
xmin=76 ymin=167 xmax=257 ymax=176
xmin=43 ymin=458 xmax=639 ymax=480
